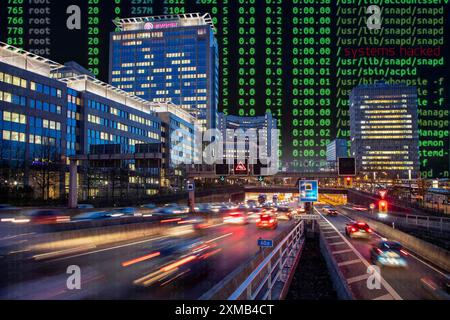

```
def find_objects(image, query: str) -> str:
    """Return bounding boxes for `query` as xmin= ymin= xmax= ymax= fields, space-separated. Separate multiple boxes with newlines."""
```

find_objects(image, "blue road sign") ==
xmin=257 ymin=239 xmax=273 ymax=248
xmin=299 ymin=180 xmax=319 ymax=202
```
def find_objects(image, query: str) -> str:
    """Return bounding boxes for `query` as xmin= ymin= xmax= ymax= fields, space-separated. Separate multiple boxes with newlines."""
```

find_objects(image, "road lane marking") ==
xmin=337 ymin=207 xmax=448 ymax=278
xmin=329 ymin=241 xmax=346 ymax=246
xmin=325 ymin=235 xmax=342 ymax=240
xmin=373 ymin=294 xmax=394 ymax=300
xmin=338 ymin=259 xmax=360 ymax=267
xmin=48 ymin=235 xmax=170 ymax=262
xmin=316 ymin=208 xmax=403 ymax=300
xmin=347 ymin=274 xmax=370 ymax=284
xmin=333 ymin=249 xmax=353 ymax=255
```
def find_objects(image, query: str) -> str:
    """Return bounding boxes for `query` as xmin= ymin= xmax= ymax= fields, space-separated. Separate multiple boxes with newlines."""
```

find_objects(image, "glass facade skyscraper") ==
xmin=109 ymin=13 xmax=219 ymax=131
xmin=350 ymin=81 xmax=420 ymax=180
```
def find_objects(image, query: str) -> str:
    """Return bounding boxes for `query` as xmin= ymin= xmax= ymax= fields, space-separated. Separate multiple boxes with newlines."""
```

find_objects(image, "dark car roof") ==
xmin=378 ymin=241 xmax=402 ymax=250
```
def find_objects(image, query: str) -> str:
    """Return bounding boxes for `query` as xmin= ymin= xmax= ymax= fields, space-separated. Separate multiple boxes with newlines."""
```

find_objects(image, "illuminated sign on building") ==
xmin=144 ymin=22 xmax=179 ymax=30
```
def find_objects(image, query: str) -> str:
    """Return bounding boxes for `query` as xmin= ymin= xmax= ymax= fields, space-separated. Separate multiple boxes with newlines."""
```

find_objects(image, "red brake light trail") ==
xmin=122 ymin=252 xmax=161 ymax=267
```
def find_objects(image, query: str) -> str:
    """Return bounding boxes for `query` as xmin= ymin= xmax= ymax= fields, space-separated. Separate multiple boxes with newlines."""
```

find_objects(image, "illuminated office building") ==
xmin=326 ymin=139 xmax=348 ymax=162
xmin=152 ymin=102 xmax=195 ymax=189
xmin=218 ymin=113 xmax=277 ymax=162
xmin=0 ymin=42 xmax=163 ymax=199
xmin=350 ymin=81 xmax=420 ymax=179
xmin=109 ymin=13 xmax=219 ymax=131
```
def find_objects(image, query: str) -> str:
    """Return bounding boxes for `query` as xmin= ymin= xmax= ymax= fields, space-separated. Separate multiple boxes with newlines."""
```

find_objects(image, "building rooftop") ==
xmin=150 ymin=102 xmax=196 ymax=125
xmin=0 ymin=42 xmax=63 ymax=77
xmin=113 ymin=13 xmax=216 ymax=34
xmin=59 ymin=75 xmax=161 ymax=116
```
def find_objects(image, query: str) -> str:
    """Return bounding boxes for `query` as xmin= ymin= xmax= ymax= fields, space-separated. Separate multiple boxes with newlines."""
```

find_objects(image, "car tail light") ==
xmin=351 ymin=227 xmax=357 ymax=232
xmin=256 ymin=219 xmax=261 ymax=223
xmin=357 ymin=222 xmax=365 ymax=226
xmin=269 ymin=219 xmax=274 ymax=223
xmin=367 ymin=228 xmax=373 ymax=233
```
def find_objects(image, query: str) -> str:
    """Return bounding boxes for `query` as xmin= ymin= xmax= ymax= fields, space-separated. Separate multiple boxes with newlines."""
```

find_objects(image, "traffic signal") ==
xmin=344 ymin=177 xmax=353 ymax=188
xmin=379 ymin=200 xmax=388 ymax=213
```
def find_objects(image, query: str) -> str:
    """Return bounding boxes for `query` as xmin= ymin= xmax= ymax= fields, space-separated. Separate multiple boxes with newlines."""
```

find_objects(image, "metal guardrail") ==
xmin=228 ymin=220 xmax=305 ymax=300
xmin=405 ymin=214 xmax=450 ymax=232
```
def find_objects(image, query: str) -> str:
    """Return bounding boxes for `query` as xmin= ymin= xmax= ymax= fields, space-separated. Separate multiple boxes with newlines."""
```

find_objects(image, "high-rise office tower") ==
xmin=109 ymin=13 xmax=219 ymax=131
xmin=350 ymin=81 xmax=420 ymax=180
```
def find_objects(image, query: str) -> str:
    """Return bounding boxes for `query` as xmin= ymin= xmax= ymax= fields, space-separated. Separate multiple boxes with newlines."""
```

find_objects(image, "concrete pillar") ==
xmin=68 ymin=160 xmax=78 ymax=209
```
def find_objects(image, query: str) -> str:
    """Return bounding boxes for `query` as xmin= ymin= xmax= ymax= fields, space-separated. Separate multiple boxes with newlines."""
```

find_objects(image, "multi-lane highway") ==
xmin=0 ymin=216 xmax=295 ymax=300
xmin=316 ymin=205 xmax=449 ymax=300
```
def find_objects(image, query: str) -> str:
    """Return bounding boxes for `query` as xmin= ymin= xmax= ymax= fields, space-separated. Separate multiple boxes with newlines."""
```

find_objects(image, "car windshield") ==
xmin=380 ymin=242 xmax=402 ymax=251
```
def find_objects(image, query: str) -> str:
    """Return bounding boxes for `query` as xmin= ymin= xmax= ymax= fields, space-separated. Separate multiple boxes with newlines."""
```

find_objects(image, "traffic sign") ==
xmin=299 ymin=180 xmax=319 ymax=202
xmin=234 ymin=160 xmax=248 ymax=175
xmin=257 ymin=239 xmax=273 ymax=248
xmin=186 ymin=182 xmax=195 ymax=192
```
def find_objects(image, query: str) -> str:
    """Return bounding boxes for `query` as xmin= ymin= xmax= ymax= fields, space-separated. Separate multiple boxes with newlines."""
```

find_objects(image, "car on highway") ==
xmin=152 ymin=206 xmax=187 ymax=217
xmin=256 ymin=213 xmax=278 ymax=230
xmin=141 ymin=203 xmax=157 ymax=210
xmin=223 ymin=210 xmax=249 ymax=225
xmin=370 ymin=240 xmax=408 ymax=267
xmin=345 ymin=221 xmax=373 ymax=239
xmin=72 ymin=211 xmax=115 ymax=221
xmin=22 ymin=209 xmax=70 ymax=224
xmin=275 ymin=206 xmax=293 ymax=221
xmin=323 ymin=206 xmax=338 ymax=216
xmin=352 ymin=205 xmax=369 ymax=212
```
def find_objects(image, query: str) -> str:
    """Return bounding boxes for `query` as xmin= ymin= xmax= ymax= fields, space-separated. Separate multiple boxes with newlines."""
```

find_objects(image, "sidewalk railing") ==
xmin=228 ymin=220 xmax=305 ymax=300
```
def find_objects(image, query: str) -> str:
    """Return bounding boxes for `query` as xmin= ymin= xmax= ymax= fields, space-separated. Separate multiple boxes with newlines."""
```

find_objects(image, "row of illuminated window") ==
xmin=364 ymin=109 xmax=408 ymax=114
xmin=366 ymin=115 xmax=412 ymax=119
xmin=360 ymin=120 xmax=412 ymax=124
xmin=366 ymin=150 xmax=409 ymax=155
xmin=0 ymin=72 xmax=27 ymax=88
xmin=0 ymin=91 xmax=26 ymax=106
xmin=123 ymin=41 xmax=143 ymax=46
xmin=135 ymin=32 xmax=164 ymax=39
xmin=30 ymin=81 xmax=63 ymax=98
xmin=167 ymin=52 xmax=185 ymax=58
xmin=3 ymin=111 xmax=26 ymax=124
xmin=172 ymin=60 xmax=192 ymax=65
xmin=361 ymin=135 xmax=414 ymax=139
xmin=362 ymin=166 xmax=415 ymax=170
xmin=184 ymin=96 xmax=207 ymax=102
xmin=2 ymin=130 xmax=26 ymax=142
xmin=29 ymin=134 xmax=56 ymax=146
xmin=363 ymin=100 xmax=409 ymax=104
xmin=181 ymin=74 xmax=207 ymax=79
xmin=67 ymin=94 xmax=82 ymax=106
xmin=361 ymin=130 xmax=413 ymax=135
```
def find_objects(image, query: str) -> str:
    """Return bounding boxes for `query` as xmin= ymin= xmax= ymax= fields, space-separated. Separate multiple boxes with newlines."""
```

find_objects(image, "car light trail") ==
xmin=205 ymin=232 xmax=233 ymax=244
xmin=121 ymin=252 xmax=161 ymax=267
xmin=161 ymin=255 xmax=196 ymax=272
xmin=160 ymin=218 xmax=182 ymax=224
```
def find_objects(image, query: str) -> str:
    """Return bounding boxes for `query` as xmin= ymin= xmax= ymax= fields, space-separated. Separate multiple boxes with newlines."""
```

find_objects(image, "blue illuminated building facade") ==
xmin=109 ymin=13 xmax=219 ymax=130
xmin=0 ymin=42 xmax=164 ymax=199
